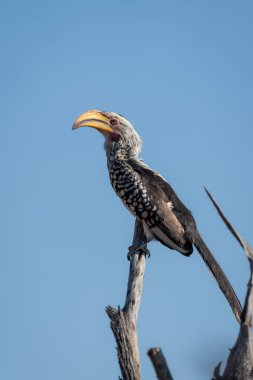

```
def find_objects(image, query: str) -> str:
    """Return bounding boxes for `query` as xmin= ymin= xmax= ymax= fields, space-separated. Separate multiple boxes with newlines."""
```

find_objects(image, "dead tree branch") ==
xmin=148 ymin=347 xmax=174 ymax=380
xmin=204 ymin=187 xmax=252 ymax=257
xmin=205 ymin=188 xmax=253 ymax=380
xmin=106 ymin=220 xmax=148 ymax=380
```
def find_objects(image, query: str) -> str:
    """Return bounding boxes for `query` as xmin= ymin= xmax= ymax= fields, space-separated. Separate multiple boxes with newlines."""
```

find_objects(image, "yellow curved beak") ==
xmin=72 ymin=110 xmax=113 ymax=133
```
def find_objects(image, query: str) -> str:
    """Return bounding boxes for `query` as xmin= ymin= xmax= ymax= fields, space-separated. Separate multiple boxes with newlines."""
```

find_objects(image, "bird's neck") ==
xmin=106 ymin=141 xmax=140 ymax=164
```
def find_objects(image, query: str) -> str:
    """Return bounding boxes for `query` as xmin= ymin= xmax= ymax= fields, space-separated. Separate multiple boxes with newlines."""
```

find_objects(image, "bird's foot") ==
xmin=127 ymin=244 xmax=150 ymax=261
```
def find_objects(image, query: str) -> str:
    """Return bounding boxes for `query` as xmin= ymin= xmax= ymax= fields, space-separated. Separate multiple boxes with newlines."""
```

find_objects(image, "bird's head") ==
xmin=72 ymin=110 xmax=142 ymax=160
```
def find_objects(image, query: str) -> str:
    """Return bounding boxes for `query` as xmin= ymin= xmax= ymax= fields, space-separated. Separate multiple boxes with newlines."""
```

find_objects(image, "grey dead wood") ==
xmin=205 ymin=188 xmax=253 ymax=380
xmin=106 ymin=220 xmax=148 ymax=380
xmin=147 ymin=348 xmax=174 ymax=380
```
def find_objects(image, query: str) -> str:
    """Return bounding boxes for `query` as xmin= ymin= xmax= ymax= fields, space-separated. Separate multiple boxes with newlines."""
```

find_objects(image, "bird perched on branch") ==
xmin=72 ymin=109 xmax=242 ymax=322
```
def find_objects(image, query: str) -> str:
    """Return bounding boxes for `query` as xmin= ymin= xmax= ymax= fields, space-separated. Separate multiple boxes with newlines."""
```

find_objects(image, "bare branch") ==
xmin=212 ymin=362 xmax=222 ymax=380
xmin=205 ymin=188 xmax=253 ymax=379
xmin=204 ymin=187 xmax=253 ymax=260
xmin=221 ymin=263 xmax=253 ymax=379
xmin=106 ymin=220 xmax=148 ymax=380
xmin=148 ymin=348 xmax=174 ymax=380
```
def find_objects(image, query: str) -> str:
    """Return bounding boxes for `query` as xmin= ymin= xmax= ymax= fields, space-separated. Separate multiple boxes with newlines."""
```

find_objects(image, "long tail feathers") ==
xmin=194 ymin=230 xmax=242 ymax=323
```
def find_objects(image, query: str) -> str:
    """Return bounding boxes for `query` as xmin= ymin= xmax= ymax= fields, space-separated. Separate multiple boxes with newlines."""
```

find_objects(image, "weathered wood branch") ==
xmin=205 ymin=188 xmax=253 ymax=380
xmin=148 ymin=347 xmax=174 ymax=380
xmin=106 ymin=220 xmax=148 ymax=380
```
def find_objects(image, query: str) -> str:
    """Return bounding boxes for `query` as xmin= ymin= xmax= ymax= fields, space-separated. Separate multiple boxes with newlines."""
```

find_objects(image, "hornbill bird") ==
xmin=72 ymin=109 xmax=242 ymax=323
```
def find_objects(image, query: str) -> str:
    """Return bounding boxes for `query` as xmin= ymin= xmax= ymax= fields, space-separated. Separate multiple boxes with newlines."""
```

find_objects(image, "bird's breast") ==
xmin=108 ymin=160 xmax=160 ymax=228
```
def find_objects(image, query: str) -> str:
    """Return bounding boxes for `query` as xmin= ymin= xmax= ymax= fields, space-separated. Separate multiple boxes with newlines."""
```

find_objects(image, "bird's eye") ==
xmin=110 ymin=118 xmax=118 ymax=126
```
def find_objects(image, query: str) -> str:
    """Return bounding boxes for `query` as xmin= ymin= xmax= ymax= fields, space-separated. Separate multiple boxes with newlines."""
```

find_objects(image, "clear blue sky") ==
xmin=1 ymin=1 xmax=253 ymax=379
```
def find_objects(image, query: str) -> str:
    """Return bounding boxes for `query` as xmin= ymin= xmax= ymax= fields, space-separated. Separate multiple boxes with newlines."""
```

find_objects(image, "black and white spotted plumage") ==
xmin=73 ymin=110 xmax=242 ymax=323
xmin=109 ymin=157 xmax=194 ymax=255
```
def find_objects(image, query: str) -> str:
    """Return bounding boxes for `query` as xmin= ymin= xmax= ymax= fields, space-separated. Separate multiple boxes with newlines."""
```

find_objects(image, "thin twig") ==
xmin=204 ymin=187 xmax=253 ymax=259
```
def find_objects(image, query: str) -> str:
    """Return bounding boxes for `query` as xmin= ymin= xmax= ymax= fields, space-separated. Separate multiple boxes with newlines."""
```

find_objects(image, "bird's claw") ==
xmin=127 ymin=244 xmax=150 ymax=260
